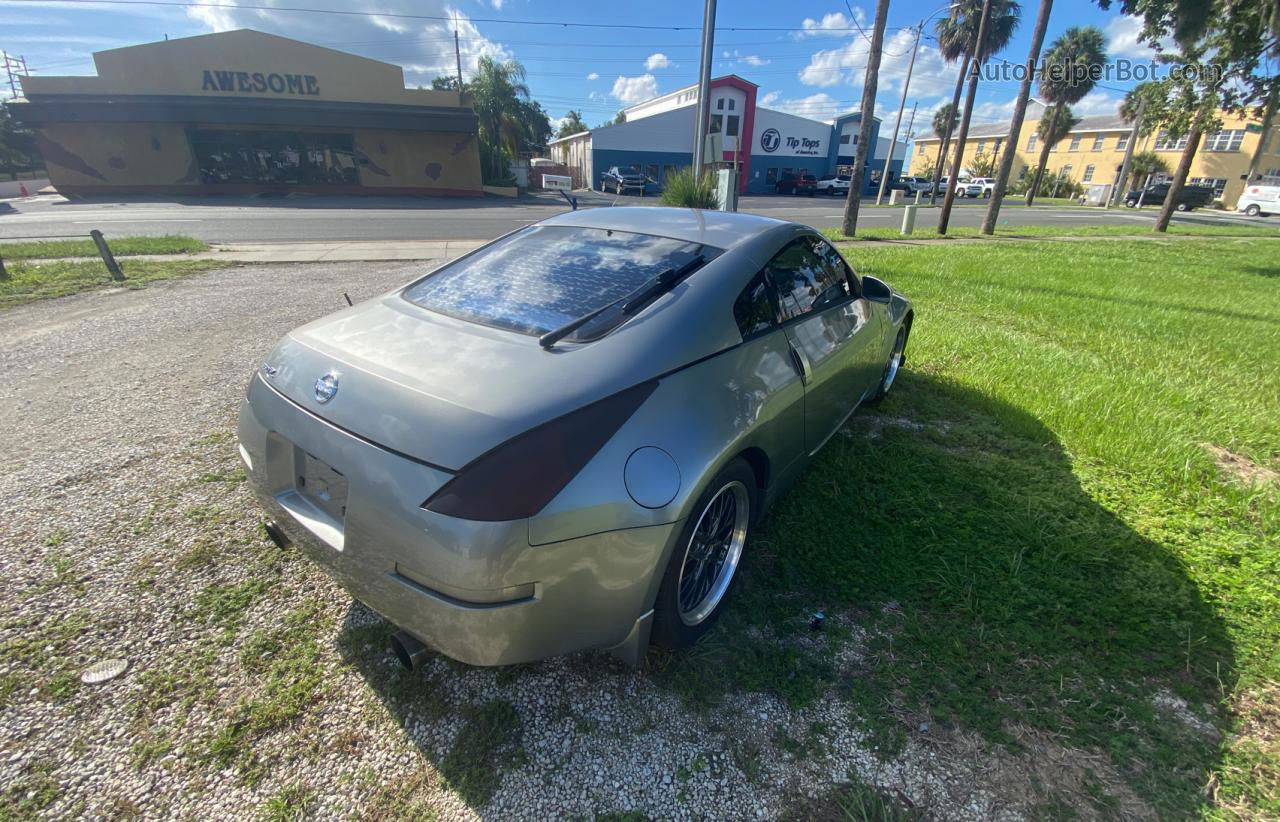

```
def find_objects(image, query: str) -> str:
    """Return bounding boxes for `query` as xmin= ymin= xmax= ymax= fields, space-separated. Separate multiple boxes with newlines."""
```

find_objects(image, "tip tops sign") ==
xmin=759 ymin=126 xmax=823 ymax=156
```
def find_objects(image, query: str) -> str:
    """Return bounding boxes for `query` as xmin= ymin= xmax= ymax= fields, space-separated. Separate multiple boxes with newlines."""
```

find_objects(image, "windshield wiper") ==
xmin=539 ymin=254 xmax=706 ymax=349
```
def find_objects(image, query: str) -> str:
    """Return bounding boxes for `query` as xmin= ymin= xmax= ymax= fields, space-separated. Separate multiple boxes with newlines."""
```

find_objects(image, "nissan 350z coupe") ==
xmin=238 ymin=207 xmax=912 ymax=668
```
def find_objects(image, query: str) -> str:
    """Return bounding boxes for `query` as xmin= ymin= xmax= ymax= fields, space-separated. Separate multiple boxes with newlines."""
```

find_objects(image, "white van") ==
xmin=1236 ymin=184 xmax=1279 ymax=217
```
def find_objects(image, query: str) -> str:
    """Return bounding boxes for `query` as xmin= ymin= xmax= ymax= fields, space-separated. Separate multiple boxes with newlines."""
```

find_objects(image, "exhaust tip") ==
xmin=390 ymin=630 xmax=430 ymax=671
xmin=263 ymin=520 xmax=291 ymax=549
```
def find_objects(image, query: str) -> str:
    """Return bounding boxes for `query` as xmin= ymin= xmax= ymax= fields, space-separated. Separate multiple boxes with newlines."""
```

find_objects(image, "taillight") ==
xmin=422 ymin=380 xmax=658 ymax=521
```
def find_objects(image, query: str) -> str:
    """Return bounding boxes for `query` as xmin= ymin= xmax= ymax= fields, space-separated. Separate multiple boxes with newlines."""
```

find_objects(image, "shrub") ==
xmin=659 ymin=167 xmax=719 ymax=209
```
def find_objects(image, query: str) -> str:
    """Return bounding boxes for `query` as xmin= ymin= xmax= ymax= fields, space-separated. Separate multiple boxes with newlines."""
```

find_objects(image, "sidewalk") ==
xmin=9 ymin=239 xmax=489 ymax=266
xmin=195 ymin=239 xmax=486 ymax=263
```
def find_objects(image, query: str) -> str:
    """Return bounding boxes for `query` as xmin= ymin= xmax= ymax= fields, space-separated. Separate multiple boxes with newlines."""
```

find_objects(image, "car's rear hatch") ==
xmin=262 ymin=297 xmax=633 ymax=471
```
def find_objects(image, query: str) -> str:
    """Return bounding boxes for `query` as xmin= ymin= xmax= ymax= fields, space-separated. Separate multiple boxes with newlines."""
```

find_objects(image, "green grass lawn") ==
xmin=0 ymin=234 xmax=208 ymax=261
xmin=656 ymin=238 xmax=1279 ymax=818
xmin=822 ymin=222 xmax=1280 ymax=242
xmin=0 ymin=258 xmax=226 ymax=307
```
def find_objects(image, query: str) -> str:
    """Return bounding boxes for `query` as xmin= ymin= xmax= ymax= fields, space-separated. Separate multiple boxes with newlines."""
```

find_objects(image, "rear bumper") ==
xmin=238 ymin=377 xmax=681 ymax=666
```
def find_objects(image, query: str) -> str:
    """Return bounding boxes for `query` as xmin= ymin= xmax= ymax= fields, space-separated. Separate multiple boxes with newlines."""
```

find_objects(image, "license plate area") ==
xmin=296 ymin=451 xmax=349 ymax=524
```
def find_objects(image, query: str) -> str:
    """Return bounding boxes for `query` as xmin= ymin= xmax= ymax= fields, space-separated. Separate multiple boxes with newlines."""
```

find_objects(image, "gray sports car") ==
xmin=238 ymin=207 xmax=912 ymax=668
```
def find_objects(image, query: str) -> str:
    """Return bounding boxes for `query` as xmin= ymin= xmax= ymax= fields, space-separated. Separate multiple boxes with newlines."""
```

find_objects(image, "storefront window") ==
xmin=726 ymin=115 xmax=739 ymax=137
xmin=765 ymin=167 xmax=778 ymax=185
xmin=188 ymin=129 xmax=359 ymax=186
xmin=709 ymin=115 xmax=723 ymax=134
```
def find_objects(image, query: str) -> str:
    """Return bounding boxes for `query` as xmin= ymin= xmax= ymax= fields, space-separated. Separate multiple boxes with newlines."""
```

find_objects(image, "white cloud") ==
xmin=1104 ymin=14 xmax=1165 ymax=60
xmin=741 ymin=55 xmax=770 ymax=67
xmin=798 ymin=9 xmax=866 ymax=37
xmin=644 ymin=53 xmax=672 ymax=70
xmin=586 ymin=72 xmax=599 ymax=80
xmin=799 ymin=26 xmax=958 ymax=103
xmin=611 ymin=73 xmax=658 ymax=104
xmin=762 ymin=92 xmax=844 ymax=119
xmin=1068 ymin=90 xmax=1123 ymax=117
xmin=183 ymin=1 xmax=512 ymax=84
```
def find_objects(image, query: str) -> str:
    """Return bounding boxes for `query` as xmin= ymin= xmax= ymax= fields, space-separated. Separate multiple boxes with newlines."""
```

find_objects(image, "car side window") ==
xmin=812 ymin=238 xmax=861 ymax=299
xmin=766 ymin=238 xmax=851 ymax=322
xmin=733 ymin=269 xmax=776 ymax=338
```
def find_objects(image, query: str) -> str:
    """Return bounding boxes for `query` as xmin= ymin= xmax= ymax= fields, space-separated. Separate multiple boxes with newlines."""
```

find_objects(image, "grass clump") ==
xmin=0 ymin=234 xmax=207 ymax=261
xmin=438 ymin=699 xmax=523 ymax=807
xmin=0 ymin=258 xmax=224 ymax=307
xmin=205 ymin=600 xmax=331 ymax=775
xmin=658 ymin=167 xmax=719 ymax=209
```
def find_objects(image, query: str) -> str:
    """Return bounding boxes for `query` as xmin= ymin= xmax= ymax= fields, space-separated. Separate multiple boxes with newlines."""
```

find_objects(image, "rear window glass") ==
xmin=402 ymin=225 xmax=720 ymax=335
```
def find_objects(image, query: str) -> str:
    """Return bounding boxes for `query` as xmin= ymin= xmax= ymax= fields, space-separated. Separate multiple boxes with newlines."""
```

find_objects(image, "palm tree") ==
xmin=929 ymin=0 xmax=1020 ymax=205
xmin=930 ymin=103 xmax=959 ymax=180
xmin=467 ymin=56 xmax=533 ymax=181
xmin=556 ymin=110 xmax=587 ymax=138
xmin=981 ymin=0 xmax=1054 ymax=234
xmin=1127 ymin=151 xmax=1170 ymax=196
xmin=1024 ymin=26 xmax=1107 ymax=205
xmin=937 ymin=0 xmax=1021 ymax=233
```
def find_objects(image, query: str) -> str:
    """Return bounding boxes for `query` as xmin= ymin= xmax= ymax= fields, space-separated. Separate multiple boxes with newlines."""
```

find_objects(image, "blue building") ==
xmin=548 ymin=75 xmax=905 ymax=195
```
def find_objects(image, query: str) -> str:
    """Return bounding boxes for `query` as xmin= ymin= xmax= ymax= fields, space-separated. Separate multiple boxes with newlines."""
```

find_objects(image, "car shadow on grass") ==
xmin=331 ymin=370 xmax=1236 ymax=818
xmin=654 ymin=370 xmax=1236 ymax=818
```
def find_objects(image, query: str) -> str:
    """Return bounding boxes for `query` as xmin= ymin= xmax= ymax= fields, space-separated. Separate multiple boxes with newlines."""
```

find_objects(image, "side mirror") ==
xmin=862 ymin=276 xmax=892 ymax=304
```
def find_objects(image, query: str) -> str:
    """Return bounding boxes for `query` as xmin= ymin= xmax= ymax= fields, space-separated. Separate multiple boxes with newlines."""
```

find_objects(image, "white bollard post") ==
xmin=889 ymin=189 xmax=903 ymax=206
xmin=914 ymin=188 xmax=922 ymax=205
xmin=901 ymin=204 xmax=917 ymax=235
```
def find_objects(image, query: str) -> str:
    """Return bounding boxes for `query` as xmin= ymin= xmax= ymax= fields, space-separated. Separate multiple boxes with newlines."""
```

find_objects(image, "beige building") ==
xmin=914 ymin=103 xmax=1280 ymax=207
xmin=11 ymin=30 xmax=483 ymax=197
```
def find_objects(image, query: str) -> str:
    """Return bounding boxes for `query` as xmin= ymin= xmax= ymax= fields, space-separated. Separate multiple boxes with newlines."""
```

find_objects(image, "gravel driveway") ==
xmin=0 ymin=263 xmax=1079 ymax=819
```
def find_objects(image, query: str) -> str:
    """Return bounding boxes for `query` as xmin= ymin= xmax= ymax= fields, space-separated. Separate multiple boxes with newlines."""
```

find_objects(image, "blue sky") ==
xmin=1 ymin=0 xmax=1159 ymax=137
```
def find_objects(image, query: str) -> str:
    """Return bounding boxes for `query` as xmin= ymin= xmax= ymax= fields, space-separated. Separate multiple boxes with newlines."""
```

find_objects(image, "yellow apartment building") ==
xmin=913 ymin=102 xmax=1280 ymax=207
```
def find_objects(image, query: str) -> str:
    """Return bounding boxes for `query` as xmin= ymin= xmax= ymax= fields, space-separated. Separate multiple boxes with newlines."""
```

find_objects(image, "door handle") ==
xmin=788 ymin=342 xmax=811 ymax=385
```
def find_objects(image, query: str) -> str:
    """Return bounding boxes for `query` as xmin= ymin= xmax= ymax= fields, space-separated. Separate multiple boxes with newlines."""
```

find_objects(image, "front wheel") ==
xmin=651 ymin=459 xmax=755 ymax=648
xmin=865 ymin=324 xmax=908 ymax=406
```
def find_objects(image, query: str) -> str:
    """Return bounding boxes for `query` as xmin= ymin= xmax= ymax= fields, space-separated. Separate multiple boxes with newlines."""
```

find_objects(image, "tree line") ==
xmin=845 ymin=0 xmax=1278 ymax=235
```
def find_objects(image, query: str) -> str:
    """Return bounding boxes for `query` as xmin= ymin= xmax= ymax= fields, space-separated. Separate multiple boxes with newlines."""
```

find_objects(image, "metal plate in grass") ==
xmin=80 ymin=658 xmax=128 ymax=684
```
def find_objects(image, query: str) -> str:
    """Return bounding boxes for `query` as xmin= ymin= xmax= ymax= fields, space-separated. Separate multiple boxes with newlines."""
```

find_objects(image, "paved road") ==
xmin=0 ymin=189 xmax=1263 ymax=244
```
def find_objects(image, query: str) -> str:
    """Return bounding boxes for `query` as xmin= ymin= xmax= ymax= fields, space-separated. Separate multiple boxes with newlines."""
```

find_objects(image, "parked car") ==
xmin=600 ymin=165 xmax=648 ymax=195
xmin=1236 ymin=183 xmax=1279 ymax=217
xmin=933 ymin=175 xmax=969 ymax=196
xmin=961 ymin=178 xmax=995 ymax=198
xmin=776 ymin=172 xmax=817 ymax=196
xmin=815 ymin=174 xmax=850 ymax=196
xmin=239 ymin=208 xmax=912 ymax=667
xmin=1124 ymin=182 xmax=1215 ymax=211
xmin=900 ymin=176 xmax=933 ymax=194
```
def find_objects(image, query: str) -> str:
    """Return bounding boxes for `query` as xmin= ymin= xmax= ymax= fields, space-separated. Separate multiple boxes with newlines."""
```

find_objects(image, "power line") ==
xmin=2 ymin=0 xmax=920 ymax=34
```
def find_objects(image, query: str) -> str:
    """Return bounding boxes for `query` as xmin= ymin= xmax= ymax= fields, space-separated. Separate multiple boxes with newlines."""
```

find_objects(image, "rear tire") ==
xmin=865 ymin=324 xmax=908 ymax=407
xmin=651 ymin=458 xmax=756 ymax=649
xmin=1245 ymin=204 xmax=1261 ymax=217
xmin=1176 ymin=202 xmax=1189 ymax=211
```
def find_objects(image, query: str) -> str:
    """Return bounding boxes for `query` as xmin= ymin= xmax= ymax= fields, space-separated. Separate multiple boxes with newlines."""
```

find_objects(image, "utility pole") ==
xmin=876 ymin=20 xmax=923 ymax=206
xmin=691 ymin=0 xmax=717 ymax=174
xmin=938 ymin=0 xmax=993 ymax=234
xmin=453 ymin=14 xmax=464 ymax=90
xmin=2 ymin=51 xmax=17 ymax=99
xmin=1109 ymin=96 xmax=1145 ymax=208
xmin=841 ymin=0 xmax=890 ymax=236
